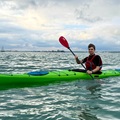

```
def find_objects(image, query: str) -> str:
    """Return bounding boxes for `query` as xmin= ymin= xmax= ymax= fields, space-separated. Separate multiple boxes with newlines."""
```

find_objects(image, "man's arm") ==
xmin=75 ymin=55 xmax=83 ymax=64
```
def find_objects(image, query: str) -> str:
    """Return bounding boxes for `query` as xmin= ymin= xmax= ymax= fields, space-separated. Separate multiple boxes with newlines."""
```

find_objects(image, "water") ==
xmin=0 ymin=51 xmax=120 ymax=120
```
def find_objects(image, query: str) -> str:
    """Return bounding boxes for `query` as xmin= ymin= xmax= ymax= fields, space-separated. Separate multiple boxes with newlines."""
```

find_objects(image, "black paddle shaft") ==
xmin=69 ymin=48 xmax=94 ymax=80
xmin=69 ymin=48 xmax=85 ymax=68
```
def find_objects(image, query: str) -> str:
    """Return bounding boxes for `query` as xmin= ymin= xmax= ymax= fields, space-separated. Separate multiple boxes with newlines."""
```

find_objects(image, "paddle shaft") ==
xmin=69 ymin=48 xmax=86 ymax=69
xmin=68 ymin=47 xmax=94 ymax=80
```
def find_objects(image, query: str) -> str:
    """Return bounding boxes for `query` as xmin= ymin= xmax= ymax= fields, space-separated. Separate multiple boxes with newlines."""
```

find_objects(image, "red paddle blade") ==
xmin=59 ymin=36 xmax=70 ymax=49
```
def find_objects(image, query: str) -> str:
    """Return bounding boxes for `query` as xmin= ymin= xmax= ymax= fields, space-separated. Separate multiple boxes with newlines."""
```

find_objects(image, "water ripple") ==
xmin=0 ymin=52 xmax=120 ymax=120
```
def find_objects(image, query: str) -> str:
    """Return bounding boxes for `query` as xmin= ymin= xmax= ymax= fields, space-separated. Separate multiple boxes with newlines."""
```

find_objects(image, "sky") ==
xmin=0 ymin=0 xmax=120 ymax=51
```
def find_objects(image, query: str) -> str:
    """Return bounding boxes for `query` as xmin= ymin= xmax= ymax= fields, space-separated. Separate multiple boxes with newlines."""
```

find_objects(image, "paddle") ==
xmin=59 ymin=36 xmax=94 ymax=80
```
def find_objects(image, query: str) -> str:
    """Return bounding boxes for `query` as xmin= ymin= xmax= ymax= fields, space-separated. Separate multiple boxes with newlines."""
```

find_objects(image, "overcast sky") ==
xmin=0 ymin=0 xmax=120 ymax=51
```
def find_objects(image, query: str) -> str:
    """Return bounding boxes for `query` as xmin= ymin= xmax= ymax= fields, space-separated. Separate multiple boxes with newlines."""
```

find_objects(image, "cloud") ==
xmin=75 ymin=0 xmax=120 ymax=23
xmin=0 ymin=0 xmax=120 ymax=51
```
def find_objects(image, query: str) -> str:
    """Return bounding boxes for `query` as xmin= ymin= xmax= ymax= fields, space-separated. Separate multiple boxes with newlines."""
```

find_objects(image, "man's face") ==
xmin=88 ymin=47 xmax=95 ymax=55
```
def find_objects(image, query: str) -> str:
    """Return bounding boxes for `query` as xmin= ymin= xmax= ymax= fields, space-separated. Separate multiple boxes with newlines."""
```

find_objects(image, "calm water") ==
xmin=0 ymin=51 xmax=120 ymax=120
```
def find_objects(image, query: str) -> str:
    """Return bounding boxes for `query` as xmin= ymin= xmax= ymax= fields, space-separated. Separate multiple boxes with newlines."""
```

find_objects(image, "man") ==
xmin=75 ymin=43 xmax=102 ymax=74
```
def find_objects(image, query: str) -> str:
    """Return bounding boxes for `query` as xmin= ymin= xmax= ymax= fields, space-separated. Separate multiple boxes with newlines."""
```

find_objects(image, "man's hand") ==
xmin=75 ymin=55 xmax=78 ymax=59
xmin=87 ymin=70 xmax=92 ymax=74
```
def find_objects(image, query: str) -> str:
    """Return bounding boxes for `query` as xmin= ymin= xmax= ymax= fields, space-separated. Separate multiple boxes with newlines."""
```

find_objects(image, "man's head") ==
xmin=88 ymin=43 xmax=96 ymax=55
xmin=88 ymin=43 xmax=95 ymax=50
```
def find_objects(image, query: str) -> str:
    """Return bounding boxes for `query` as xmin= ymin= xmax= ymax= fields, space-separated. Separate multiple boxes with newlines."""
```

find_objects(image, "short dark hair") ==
xmin=88 ymin=43 xmax=96 ymax=50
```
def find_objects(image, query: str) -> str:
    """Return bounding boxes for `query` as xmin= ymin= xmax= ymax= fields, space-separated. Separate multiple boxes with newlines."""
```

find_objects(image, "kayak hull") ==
xmin=0 ymin=69 xmax=120 ymax=88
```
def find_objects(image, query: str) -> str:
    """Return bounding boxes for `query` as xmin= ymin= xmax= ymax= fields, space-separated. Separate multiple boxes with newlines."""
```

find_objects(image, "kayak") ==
xmin=0 ymin=69 xmax=120 ymax=89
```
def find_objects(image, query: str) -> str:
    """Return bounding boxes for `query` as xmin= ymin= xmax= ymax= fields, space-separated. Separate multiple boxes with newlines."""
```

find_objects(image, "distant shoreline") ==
xmin=0 ymin=50 xmax=120 ymax=53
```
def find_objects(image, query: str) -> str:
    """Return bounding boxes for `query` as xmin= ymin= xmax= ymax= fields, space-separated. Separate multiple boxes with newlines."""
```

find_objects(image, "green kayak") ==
xmin=0 ymin=69 xmax=120 ymax=89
